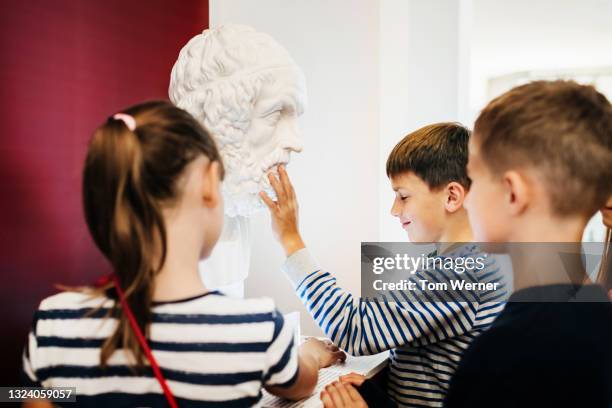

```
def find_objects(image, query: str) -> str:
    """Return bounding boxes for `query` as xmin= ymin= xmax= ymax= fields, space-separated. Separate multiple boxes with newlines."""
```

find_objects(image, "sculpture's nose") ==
xmin=280 ymin=118 xmax=303 ymax=153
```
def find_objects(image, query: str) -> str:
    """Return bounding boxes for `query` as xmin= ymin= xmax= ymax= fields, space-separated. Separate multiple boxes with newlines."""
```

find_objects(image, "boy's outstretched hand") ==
xmin=260 ymin=165 xmax=305 ymax=256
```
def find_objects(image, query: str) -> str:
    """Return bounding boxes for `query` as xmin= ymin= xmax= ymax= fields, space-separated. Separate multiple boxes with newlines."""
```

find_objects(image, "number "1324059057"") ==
xmin=1 ymin=387 xmax=76 ymax=402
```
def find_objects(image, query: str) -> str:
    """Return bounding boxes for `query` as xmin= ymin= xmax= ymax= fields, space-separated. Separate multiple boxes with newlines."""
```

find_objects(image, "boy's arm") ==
xmin=261 ymin=166 xmax=479 ymax=355
xmin=283 ymin=247 xmax=479 ymax=355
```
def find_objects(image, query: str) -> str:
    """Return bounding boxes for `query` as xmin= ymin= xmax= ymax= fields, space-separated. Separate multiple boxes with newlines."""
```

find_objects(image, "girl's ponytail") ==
xmin=82 ymin=101 xmax=223 ymax=367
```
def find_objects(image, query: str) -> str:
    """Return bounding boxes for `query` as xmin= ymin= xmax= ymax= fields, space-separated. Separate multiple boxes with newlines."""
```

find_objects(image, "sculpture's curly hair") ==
xmin=169 ymin=24 xmax=299 ymax=147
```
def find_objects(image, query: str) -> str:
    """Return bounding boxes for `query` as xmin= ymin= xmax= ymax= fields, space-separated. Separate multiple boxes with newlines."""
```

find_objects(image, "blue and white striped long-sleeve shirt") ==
xmin=282 ymin=244 xmax=508 ymax=407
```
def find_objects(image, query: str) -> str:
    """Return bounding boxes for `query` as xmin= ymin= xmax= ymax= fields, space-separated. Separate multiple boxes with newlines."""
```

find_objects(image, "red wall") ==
xmin=0 ymin=0 xmax=208 ymax=386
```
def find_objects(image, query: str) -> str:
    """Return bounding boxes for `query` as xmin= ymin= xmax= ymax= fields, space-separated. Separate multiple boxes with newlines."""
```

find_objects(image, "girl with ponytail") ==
xmin=22 ymin=101 xmax=344 ymax=407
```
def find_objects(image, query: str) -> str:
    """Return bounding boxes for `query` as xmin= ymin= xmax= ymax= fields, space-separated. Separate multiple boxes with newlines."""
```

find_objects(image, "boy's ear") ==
xmin=503 ymin=170 xmax=530 ymax=216
xmin=202 ymin=160 xmax=221 ymax=209
xmin=444 ymin=182 xmax=466 ymax=213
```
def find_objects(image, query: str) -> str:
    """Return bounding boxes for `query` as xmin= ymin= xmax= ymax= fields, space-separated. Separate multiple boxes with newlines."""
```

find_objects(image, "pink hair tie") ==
xmin=113 ymin=113 xmax=136 ymax=131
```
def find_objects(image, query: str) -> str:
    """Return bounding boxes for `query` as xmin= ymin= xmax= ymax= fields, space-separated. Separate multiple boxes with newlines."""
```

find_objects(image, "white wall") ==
xmin=469 ymin=0 xmax=612 ymax=240
xmin=378 ymin=0 xmax=468 ymax=242
xmin=469 ymin=0 xmax=612 ymax=125
xmin=211 ymin=0 xmax=380 ymax=336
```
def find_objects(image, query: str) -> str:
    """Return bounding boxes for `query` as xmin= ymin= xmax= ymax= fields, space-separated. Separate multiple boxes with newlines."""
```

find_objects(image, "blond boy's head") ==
xmin=466 ymin=80 xmax=612 ymax=242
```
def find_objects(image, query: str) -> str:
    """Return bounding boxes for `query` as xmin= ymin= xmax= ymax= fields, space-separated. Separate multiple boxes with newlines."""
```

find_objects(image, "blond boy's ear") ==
xmin=444 ymin=182 xmax=467 ymax=213
xmin=502 ymin=170 xmax=531 ymax=216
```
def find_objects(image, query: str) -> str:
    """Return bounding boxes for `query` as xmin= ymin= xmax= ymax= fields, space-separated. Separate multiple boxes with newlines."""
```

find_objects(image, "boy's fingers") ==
xmin=268 ymin=172 xmax=287 ymax=203
xmin=339 ymin=377 xmax=362 ymax=386
xmin=339 ymin=373 xmax=365 ymax=386
xmin=333 ymin=382 xmax=352 ymax=405
xmin=344 ymin=384 xmax=364 ymax=403
xmin=325 ymin=383 xmax=344 ymax=407
xmin=259 ymin=191 xmax=277 ymax=210
xmin=279 ymin=165 xmax=296 ymax=200
xmin=320 ymin=391 xmax=334 ymax=408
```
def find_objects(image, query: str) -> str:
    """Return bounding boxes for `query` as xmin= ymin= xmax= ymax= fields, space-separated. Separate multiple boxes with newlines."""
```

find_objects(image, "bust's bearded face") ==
xmin=169 ymin=25 xmax=307 ymax=217
xmin=228 ymin=67 xmax=306 ymax=217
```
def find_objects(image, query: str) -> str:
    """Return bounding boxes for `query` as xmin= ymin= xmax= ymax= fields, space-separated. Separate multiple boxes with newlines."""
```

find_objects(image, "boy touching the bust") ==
xmin=262 ymin=123 xmax=506 ymax=407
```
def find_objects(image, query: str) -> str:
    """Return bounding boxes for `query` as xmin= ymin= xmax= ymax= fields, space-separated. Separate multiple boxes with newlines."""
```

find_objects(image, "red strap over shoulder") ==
xmin=110 ymin=274 xmax=179 ymax=408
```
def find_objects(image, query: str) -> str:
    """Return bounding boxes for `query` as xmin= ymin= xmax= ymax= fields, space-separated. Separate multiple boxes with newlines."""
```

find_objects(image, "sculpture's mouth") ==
xmin=264 ymin=160 xmax=288 ymax=175
xmin=261 ymin=149 xmax=292 ymax=176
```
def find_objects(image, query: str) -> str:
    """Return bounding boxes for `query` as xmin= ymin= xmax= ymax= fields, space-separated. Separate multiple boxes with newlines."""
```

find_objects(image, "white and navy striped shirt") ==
xmin=22 ymin=290 xmax=299 ymax=407
xmin=282 ymin=245 xmax=507 ymax=408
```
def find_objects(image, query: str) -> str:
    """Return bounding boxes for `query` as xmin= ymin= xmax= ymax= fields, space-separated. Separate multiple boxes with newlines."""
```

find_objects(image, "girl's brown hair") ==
xmin=82 ymin=100 xmax=223 ymax=367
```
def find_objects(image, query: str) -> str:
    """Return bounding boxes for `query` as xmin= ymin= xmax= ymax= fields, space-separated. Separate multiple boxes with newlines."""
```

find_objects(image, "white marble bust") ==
xmin=169 ymin=24 xmax=307 ymax=292
xmin=169 ymin=24 xmax=307 ymax=217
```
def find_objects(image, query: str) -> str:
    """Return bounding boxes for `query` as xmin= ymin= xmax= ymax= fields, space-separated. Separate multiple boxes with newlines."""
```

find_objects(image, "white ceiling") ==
xmin=472 ymin=0 xmax=612 ymax=76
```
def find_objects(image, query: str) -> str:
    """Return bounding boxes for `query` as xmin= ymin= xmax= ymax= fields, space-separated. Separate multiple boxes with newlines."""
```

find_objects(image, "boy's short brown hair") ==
xmin=386 ymin=122 xmax=471 ymax=190
xmin=474 ymin=80 xmax=612 ymax=216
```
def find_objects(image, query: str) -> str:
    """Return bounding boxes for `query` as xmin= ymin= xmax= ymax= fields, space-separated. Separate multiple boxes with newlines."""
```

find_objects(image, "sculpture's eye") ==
xmin=265 ymin=110 xmax=282 ymax=126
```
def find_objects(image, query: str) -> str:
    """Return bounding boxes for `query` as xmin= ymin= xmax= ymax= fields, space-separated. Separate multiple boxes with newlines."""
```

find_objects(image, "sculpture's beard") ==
xmin=222 ymin=147 xmax=292 ymax=217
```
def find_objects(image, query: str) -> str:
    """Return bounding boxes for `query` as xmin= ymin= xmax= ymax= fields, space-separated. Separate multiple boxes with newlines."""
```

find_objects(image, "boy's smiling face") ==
xmin=390 ymin=172 xmax=448 ymax=242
